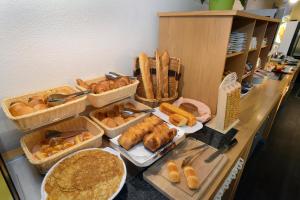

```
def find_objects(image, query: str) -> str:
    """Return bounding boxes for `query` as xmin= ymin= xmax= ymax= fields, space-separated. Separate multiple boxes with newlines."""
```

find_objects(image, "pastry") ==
xmin=179 ymin=103 xmax=200 ymax=117
xmin=161 ymin=50 xmax=170 ymax=98
xmin=28 ymin=96 xmax=45 ymax=107
xmin=118 ymin=116 xmax=162 ymax=150
xmin=76 ymin=79 xmax=90 ymax=89
xmin=139 ymin=52 xmax=154 ymax=99
xmin=33 ymin=103 xmax=48 ymax=111
xmin=183 ymin=166 xmax=200 ymax=189
xmin=169 ymin=114 xmax=188 ymax=127
xmin=155 ymin=50 xmax=163 ymax=99
xmin=9 ymin=102 xmax=34 ymax=117
xmin=160 ymin=103 xmax=196 ymax=126
xmin=143 ymin=123 xmax=176 ymax=152
xmin=166 ymin=160 xmax=180 ymax=183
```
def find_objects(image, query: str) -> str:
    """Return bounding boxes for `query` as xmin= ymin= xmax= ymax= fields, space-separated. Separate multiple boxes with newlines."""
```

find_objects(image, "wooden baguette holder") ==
xmin=134 ymin=56 xmax=181 ymax=108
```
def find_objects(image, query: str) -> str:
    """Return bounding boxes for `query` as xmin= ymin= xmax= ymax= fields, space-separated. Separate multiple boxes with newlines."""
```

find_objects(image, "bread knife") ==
xmin=205 ymin=138 xmax=238 ymax=163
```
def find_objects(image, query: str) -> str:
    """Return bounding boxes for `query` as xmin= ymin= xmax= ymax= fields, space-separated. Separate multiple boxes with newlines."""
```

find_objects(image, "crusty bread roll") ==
xmin=118 ymin=116 xmax=162 ymax=150
xmin=160 ymin=103 xmax=196 ymax=126
xmin=161 ymin=51 xmax=170 ymax=98
xmin=33 ymin=103 xmax=48 ymax=111
xmin=183 ymin=166 xmax=200 ymax=189
xmin=166 ymin=160 xmax=180 ymax=183
xmin=143 ymin=124 xmax=176 ymax=152
xmin=139 ymin=52 xmax=154 ymax=99
xmin=169 ymin=114 xmax=188 ymax=127
xmin=28 ymin=96 xmax=45 ymax=107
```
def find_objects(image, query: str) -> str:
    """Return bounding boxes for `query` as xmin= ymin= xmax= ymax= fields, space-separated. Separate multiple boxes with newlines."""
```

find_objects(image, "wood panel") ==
xmin=159 ymin=16 xmax=233 ymax=114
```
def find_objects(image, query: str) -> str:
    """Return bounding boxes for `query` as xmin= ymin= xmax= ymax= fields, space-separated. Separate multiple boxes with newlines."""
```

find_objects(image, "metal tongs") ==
xmin=105 ymin=72 xmax=136 ymax=80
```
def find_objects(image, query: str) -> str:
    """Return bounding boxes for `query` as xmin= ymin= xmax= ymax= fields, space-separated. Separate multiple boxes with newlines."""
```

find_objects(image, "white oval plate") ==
xmin=41 ymin=147 xmax=127 ymax=200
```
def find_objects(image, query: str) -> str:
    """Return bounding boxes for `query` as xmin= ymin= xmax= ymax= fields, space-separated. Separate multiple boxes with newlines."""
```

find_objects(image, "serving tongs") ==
xmin=121 ymin=107 xmax=155 ymax=117
xmin=181 ymin=145 xmax=209 ymax=168
xmin=47 ymin=90 xmax=91 ymax=106
xmin=45 ymin=129 xmax=87 ymax=146
xmin=105 ymin=72 xmax=136 ymax=80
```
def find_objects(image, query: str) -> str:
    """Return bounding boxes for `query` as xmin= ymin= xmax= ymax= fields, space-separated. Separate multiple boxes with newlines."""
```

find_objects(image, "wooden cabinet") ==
xmin=158 ymin=11 xmax=280 ymax=114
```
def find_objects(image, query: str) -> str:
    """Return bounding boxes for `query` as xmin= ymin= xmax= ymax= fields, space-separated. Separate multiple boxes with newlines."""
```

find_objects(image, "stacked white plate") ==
xmin=227 ymin=32 xmax=247 ymax=54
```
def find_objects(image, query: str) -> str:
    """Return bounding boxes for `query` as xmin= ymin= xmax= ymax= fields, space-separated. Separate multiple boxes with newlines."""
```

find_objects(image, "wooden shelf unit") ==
xmin=158 ymin=11 xmax=280 ymax=114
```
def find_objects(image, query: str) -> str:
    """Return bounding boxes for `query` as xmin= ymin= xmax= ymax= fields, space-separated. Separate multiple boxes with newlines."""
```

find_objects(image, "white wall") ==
xmin=0 ymin=0 xmax=203 ymax=151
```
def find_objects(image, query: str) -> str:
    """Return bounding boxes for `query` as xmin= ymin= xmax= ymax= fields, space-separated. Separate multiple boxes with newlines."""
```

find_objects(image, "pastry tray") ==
xmin=152 ymin=107 xmax=203 ymax=134
xmin=110 ymin=123 xmax=185 ymax=167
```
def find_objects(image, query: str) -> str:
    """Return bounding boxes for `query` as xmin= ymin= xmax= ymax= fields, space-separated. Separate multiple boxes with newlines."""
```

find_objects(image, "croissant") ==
xmin=143 ymin=123 xmax=176 ymax=152
xmin=118 ymin=116 xmax=162 ymax=150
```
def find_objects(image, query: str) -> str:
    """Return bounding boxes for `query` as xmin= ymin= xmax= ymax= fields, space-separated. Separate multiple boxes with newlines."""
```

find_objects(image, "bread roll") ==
xmin=76 ymin=79 xmax=90 ymax=89
xmin=28 ymin=96 xmax=45 ymax=107
xmin=161 ymin=51 xmax=170 ymax=98
xmin=183 ymin=166 xmax=200 ymax=189
xmin=139 ymin=52 xmax=154 ymax=99
xmin=9 ymin=102 xmax=34 ymax=117
xmin=118 ymin=116 xmax=162 ymax=150
xmin=166 ymin=161 xmax=180 ymax=183
xmin=169 ymin=114 xmax=188 ymax=127
xmin=33 ymin=103 xmax=48 ymax=111
xmin=143 ymin=124 xmax=176 ymax=152
xmin=160 ymin=103 xmax=196 ymax=126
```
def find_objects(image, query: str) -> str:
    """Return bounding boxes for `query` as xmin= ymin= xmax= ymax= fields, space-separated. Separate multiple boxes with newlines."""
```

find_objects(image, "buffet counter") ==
xmin=1 ymin=67 xmax=299 ymax=200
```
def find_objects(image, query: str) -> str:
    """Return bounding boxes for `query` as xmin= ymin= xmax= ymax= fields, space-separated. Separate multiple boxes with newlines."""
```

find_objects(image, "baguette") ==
xmin=166 ymin=160 xmax=180 ymax=183
xmin=169 ymin=114 xmax=188 ymax=127
xmin=139 ymin=52 xmax=154 ymax=99
xmin=183 ymin=166 xmax=200 ymax=189
xmin=161 ymin=51 xmax=170 ymax=98
xmin=143 ymin=123 xmax=176 ymax=152
xmin=155 ymin=50 xmax=163 ymax=99
xmin=160 ymin=103 xmax=196 ymax=126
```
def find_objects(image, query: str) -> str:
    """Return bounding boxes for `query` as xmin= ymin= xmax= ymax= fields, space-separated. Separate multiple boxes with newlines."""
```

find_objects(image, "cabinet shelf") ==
xmin=226 ymin=51 xmax=244 ymax=58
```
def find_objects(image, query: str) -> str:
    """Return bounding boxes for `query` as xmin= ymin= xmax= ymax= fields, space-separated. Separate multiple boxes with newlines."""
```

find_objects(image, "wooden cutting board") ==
xmin=143 ymin=137 xmax=228 ymax=200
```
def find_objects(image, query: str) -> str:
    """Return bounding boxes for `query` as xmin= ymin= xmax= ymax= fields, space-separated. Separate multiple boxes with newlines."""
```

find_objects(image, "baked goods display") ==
xmin=76 ymin=76 xmax=132 ymax=94
xmin=134 ymin=51 xmax=181 ymax=108
xmin=32 ymin=130 xmax=94 ymax=160
xmin=8 ymin=88 xmax=75 ymax=117
xmin=166 ymin=160 xmax=180 ymax=183
xmin=43 ymin=149 xmax=125 ymax=200
xmin=94 ymin=102 xmax=139 ymax=128
xmin=159 ymin=103 xmax=196 ymax=127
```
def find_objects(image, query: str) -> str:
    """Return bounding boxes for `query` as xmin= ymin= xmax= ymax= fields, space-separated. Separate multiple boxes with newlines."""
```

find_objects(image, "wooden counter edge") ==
xmin=158 ymin=10 xmax=281 ymax=23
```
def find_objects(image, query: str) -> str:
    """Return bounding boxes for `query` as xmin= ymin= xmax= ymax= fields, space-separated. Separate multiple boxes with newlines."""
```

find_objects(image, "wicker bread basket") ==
xmin=134 ymin=56 xmax=181 ymax=108
xmin=20 ymin=116 xmax=104 ymax=174
xmin=1 ymin=86 xmax=87 ymax=131
xmin=76 ymin=76 xmax=139 ymax=108
xmin=89 ymin=98 xmax=152 ymax=138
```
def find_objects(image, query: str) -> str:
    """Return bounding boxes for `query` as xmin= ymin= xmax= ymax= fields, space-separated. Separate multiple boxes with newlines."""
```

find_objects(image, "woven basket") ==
xmin=134 ymin=56 xmax=181 ymax=108
xmin=20 ymin=116 xmax=104 ymax=174
xmin=76 ymin=76 xmax=139 ymax=108
xmin=1 ymin=86 xmax=87 ymax=131
xmin=89 ymin=98 xmax=151 ymax=138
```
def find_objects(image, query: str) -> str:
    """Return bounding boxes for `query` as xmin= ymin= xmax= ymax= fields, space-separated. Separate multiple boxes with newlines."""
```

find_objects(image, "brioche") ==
xmin=160 ymin=103 xmax=196 ymax=126
xmin=183 ymin=166 xmax=200 ymax=189
xmin=139 ymin=52 xmax=154 ymax=99
xmin=143 ymin=124 xmax=176 ymax=152
xmin=169 ymin=114 xmax=188 ymax=127
xmin=166 ymin=161 xmax=180 ymax=183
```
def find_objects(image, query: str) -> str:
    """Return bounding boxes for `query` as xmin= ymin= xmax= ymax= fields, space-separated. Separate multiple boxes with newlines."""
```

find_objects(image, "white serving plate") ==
xmin=152 ymin=107 xmax=203 ymax=134
xmin=110 ymin=123 xmax=185 ymax=167
xmin=41 ymin=147 xmax=126 ymax=200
